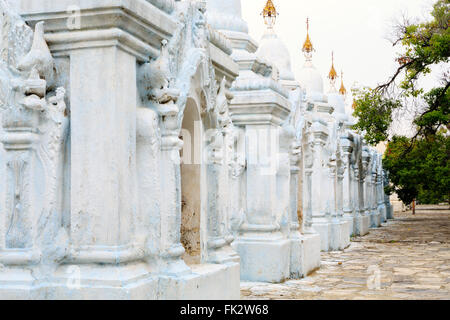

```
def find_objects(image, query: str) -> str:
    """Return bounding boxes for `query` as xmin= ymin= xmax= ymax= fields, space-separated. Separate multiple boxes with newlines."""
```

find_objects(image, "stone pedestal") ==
xmin=330 ymin=219 xmax=349 ymax=251
xmin=355 ymin=214 xmax=370 ymax=236
xmin=233 ymin=235 xmax=290 ymax=283
xmin=299 ymin=233 xmax=321 ymax=276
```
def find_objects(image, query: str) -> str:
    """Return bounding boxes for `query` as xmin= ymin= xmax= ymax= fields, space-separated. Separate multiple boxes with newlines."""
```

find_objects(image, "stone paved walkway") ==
xmin=241 ymin=205 xmax=450 ymax=300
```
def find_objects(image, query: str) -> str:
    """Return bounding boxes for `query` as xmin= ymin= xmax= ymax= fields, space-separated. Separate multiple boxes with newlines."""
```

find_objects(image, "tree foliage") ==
xmin=352 ymin=0 xmax=450 ymax=205
xmin=384 ymin=134 xmax=450 ymax=205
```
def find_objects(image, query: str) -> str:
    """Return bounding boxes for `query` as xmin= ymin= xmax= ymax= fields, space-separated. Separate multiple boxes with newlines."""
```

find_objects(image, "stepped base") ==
xmin=0 ymin=262 xmax=240 ymax=300
xmin=330 ymin=219 xmax=350 ymax=251
xmin=370 ymin=211 xmax=382 ymax=228
xmin=342 ymin=214 xmax=355 ymax=237
xmin=232 ymin=236 xmax=290 ymax=283
xmin=300 ymin=233 xmax=321 ymax=276
xmin=312 ymin=221 xmax=331 ymax=252
xmin=355 ymin=215 xmax=370 ymax=236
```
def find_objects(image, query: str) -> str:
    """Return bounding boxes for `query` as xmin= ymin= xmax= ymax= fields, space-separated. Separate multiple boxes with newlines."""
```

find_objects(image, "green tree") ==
xmin=353 ymin=0 xmax=450 ymax=205
xmin=384 ymin=134 xmax=450 ymax=204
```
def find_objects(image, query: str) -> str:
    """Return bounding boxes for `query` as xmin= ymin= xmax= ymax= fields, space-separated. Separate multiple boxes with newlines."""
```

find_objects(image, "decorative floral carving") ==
xmin=216 ymin=77 xmax=233 ymax=130
xmin=5 ymin=155 xmax=27 ymax=248
xmin=206 ymin=130 xmax=223 ymax=165
xmin=192 ymin=1 xmax=207 ymax=49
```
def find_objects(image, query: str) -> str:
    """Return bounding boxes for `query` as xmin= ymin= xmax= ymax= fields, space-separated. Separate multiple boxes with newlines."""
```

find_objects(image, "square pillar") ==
xmin=230 ymin=90 xmax=291 ymax=283
xmin=309 ymin=121 xmax=332 ymax=252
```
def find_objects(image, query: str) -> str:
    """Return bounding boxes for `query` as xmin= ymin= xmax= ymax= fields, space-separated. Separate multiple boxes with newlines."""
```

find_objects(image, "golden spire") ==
xmin=328 ymin=52 xmax=338 ymax=81
xmin=339 ymin=70 xmax=347 ymax=96
xmin=261 ymin=0 xmax=278 ymax=28
xmin=302 ymin=18 xmax=314 ymax=54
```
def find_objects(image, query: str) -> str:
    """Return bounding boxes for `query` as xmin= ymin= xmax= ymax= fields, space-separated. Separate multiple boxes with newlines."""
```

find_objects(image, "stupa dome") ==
xmin=298 ymin=60 xmax=324 ymax=96
xmin=256 ymin=30 xmax=295 ymax=81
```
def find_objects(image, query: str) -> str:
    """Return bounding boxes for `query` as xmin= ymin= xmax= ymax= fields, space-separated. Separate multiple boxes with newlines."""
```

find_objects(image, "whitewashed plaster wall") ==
xmin=0 ymin=0 xmax=393 ymax=299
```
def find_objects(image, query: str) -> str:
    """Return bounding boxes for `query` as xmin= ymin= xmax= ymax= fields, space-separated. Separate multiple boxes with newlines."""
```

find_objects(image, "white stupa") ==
xmin=297 ymin=19 xmax=325 ymax=102
xmin=255 ymin=1 xmax=295 ymax=84
xmin=326 ymin=52 xmax=347 ymax=120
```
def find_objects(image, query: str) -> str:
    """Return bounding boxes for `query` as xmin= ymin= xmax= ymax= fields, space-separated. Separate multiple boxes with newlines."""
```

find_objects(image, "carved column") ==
xmin=351 ymin=165 xmax=360 ymax=233
xmin=311 ymin=129 xmax=328 ymax=222
xmin=302 ymin=137 xmax=315 ymax=234
xmin=158 ymin=103 xmax=191 ymax=275
xmin=0 ymin=91 xmax=41 ymax=264
xmin=341 ymin=147 xmax=353 ymax=217
xmin=289 ymin=142 xmax=302 ymax=235
xmin=309 ymin=121 xmax=331 ymax=251
xmin=384 ymin=170 xmax=394 ymax=219
xmin=341 ymin=145 xmax=355 ymax=237
xmin=227 ymin=129 xmax=246 ymax=238
xmin=205 ymin=129 xmax=235 ymax=264
xmin=136 ymin=106 xmax=162 ymax=267
xmin=327 ymin=159 xmax=338 ymax=220
xmin=375 ymin=155 xmax=386 ymax=223
xmin=286 ymin=137 xmax=303 ymax=278
xmin=336 ymin=160 xmax=345 ymax=219
xmin=222 ymin=127 xmax=234 ymax=244
xmin=377 ymin=168 xmax=387 ymax=223
xmin=303 ymin=163 xmax=314 ymax=234
xmin=362 ymin=150 xmax=371 ymax=217
xmin=371 ymin=171 xmax=379 ymax=226
xmin=352 ymin=166 xmax=359 ymax=218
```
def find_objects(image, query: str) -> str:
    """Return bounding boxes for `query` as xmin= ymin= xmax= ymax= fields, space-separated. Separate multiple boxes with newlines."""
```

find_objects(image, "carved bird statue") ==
xmin=216 ymin=77 xmax=228 ymax=113
xmin=138 ymin=39 xmax=174 ymax=104
xmin=17 ymin=21 xmax=54 ymax=85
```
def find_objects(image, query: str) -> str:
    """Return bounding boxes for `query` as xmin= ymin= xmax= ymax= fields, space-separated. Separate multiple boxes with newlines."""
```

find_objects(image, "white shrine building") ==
xmin=0 ymin=0 xmax=393 ymax=299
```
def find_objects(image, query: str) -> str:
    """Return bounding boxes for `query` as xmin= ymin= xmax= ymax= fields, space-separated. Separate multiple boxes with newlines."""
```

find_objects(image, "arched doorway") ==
xmin=180 ymin=98 xmax=203 ymax=265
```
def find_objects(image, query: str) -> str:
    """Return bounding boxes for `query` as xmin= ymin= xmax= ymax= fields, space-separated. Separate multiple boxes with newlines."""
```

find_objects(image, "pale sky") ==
xmin=242 ymin=0 xmax=436 ymax=91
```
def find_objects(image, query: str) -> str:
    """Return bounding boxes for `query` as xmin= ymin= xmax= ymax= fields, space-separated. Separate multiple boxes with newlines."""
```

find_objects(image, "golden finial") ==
xmin=302 ymin=18 xmax=314 ymax=54
xmin=261 ymin=0 xmax=278 ymax=28
xmin=339 ymin=70 xmax=347 ymax=96
xmin=328 ymin=52 xmax=338 ymax=81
